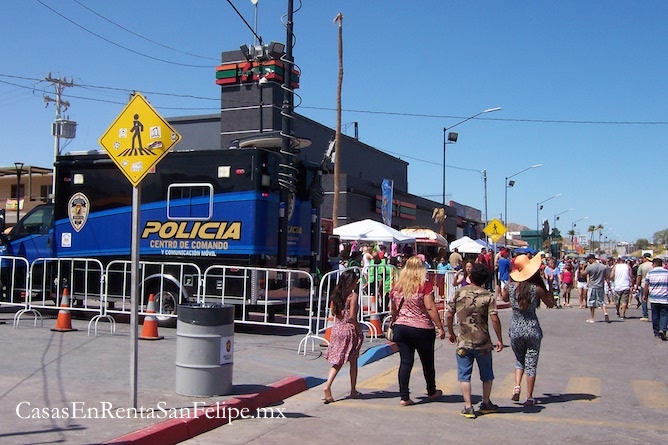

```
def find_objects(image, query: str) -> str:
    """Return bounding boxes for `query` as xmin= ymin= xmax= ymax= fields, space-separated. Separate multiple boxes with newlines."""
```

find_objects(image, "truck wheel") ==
xmin=148 ymin=290 xmax=178 ymax=328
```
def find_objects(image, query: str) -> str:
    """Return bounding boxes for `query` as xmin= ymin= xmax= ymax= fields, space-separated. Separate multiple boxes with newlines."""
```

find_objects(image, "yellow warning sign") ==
xmin=99 ymin=93 xmax=180 ymax=187
xmin=483 ymin=218 xmax=507 ymax=243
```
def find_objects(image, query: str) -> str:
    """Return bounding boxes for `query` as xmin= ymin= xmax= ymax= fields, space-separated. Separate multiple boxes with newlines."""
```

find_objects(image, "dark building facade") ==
xmin=166 ymin=48 xmax=483 ymax=241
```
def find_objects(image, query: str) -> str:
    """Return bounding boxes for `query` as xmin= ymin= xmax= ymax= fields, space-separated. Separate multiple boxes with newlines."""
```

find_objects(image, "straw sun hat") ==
xmin=510 ymin=254 xmax=543 ymax=282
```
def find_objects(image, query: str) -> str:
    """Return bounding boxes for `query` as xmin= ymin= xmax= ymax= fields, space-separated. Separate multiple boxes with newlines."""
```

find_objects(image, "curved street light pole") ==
xmin=503 ymin=164 xmax=542 ymax=245
xmin=440 ymin=107 xmax=501 ymax=238
xmin=553 ymin=208 xmax=575 ymax=232
xmin=442 ymin=107 xmax=501 ymax=206
xmin=536 ymin=193 xmax=562 ymax=233
xmin=571 ymin=216 xmax=589 ymax=243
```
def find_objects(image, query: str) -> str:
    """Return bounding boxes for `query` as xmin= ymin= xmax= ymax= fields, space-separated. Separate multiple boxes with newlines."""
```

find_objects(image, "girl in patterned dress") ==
xmin=502 ymin=254 xmax=555 ymax=406
xmin=323 ymin=269 xmax=364 ymax=404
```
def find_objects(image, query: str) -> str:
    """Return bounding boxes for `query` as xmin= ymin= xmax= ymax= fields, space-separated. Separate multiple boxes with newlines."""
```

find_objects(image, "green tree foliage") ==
xmin=636 ymin=238 xmax=650 ymax=249
xmin=652 ymin=229 xmax=668 ymax=245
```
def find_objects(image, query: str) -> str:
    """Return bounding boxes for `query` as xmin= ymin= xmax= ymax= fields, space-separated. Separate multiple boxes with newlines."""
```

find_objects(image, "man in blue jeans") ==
xmin=446 ymin=263 xmax=504 ymax=418
xmin=643 ymin=258 xmax=668 ymax=340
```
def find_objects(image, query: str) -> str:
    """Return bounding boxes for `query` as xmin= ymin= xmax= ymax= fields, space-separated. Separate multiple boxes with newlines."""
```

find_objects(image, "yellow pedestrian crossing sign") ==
xmin=483 ymin=218 xmax=507 ymax=243
xmin=99 ymin=93 xmax=180 ymax=187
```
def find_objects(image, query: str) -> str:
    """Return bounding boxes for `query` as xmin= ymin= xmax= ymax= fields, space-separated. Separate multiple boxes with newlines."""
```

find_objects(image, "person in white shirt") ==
xmin=609 ymin=257 xmax=633 ymax=319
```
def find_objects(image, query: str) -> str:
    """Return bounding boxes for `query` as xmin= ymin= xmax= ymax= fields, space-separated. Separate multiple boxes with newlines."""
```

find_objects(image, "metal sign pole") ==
xmin=130 ymin=183 xmax=141 ymax=409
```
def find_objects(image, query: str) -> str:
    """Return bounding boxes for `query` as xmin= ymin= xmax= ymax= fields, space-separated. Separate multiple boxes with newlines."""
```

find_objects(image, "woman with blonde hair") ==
xmin=389 ymin=256 xmax=446 ymax=406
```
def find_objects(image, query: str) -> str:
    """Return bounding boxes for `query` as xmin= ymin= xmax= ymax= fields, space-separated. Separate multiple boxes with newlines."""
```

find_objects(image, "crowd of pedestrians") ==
xmin=325 ymin=241 xmax=664 ymax=418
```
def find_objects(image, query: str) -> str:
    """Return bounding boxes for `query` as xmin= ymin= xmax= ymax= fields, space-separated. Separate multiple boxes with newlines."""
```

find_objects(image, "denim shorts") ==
xmin=456 ymin=348 xmax=494 ymax=382
xmin=587 ymin=288 xmax=605 ymax=308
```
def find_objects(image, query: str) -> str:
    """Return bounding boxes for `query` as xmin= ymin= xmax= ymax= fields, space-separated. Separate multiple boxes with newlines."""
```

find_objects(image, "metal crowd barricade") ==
xmin=0 ymin=256 xmax=40 ymax=328
xmin=298 ymin=267 xmax=349 ymax=354
xmin=427 ymin=269 xmax=458 ymax=325
xmin=104 ymin=260 xmax=202 ymax=322
xmin=202 ymin=264 xmax=314 ymax=331
xmin=360 ymin=263 xmax=398 ymax=339
xmin=22 ymin=258 xmax=106 ymax=333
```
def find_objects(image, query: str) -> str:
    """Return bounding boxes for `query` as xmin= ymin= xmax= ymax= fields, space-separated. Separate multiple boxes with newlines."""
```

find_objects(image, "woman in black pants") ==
xmin=389 ymin=256 xmax=446 ymax=406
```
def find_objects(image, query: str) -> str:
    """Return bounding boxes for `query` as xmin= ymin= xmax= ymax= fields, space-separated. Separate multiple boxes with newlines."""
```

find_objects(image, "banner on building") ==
xmin=381 ymin=179 xmax=393 ymax=226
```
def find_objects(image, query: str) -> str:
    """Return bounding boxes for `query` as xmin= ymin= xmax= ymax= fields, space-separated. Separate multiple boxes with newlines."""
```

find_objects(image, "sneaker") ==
xmin=479 ymin=401 xmax=499 ymax=414
xmin=460 ymin=406 xmax=477 ymax=418
xmin=604 ymin=314 xmax=610 ymax=323
xmin=640 ymin=317 xmax=650 ymax=322
xmin=660 ymin=331 xmax=667 ymax=341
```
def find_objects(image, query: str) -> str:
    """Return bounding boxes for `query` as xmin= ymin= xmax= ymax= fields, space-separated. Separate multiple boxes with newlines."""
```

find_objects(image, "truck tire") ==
xmin=144 ymin=289 xmax=178 ymax=328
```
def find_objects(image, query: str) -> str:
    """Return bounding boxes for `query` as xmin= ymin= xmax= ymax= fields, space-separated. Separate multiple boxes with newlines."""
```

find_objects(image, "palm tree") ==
xmin=587 ymin=225 xmax=596 ymax=253
xmin=596 ymin=224 xmax=604 ymax=254
xmin=567 ymin=229 xmax=576 ymax=251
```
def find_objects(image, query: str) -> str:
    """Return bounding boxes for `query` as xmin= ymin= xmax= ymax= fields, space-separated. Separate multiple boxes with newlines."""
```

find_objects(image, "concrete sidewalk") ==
xmin=0 ymin=308 xmax=397 ymax=445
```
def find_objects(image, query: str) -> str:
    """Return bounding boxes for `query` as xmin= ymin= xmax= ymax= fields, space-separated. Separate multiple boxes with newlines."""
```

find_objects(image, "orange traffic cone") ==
xmin=321 ymin=314 xmax=334 ymax=347
xmin=139 ymin=294 xmax=164 ymax=340
xmin=368 ymin=312 xmax=383 ymax=338
xmin=51 ymin=288 xmax=78 ymax=332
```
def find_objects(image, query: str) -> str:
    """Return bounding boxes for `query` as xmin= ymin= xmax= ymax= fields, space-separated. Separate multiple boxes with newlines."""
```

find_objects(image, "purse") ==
xmin=386 ymin=297 xmax=405 ymax=341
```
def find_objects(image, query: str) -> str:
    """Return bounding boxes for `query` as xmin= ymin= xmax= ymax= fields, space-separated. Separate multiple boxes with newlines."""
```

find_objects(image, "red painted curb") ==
xmin=104 ymin=376 xmax=309 ymax=445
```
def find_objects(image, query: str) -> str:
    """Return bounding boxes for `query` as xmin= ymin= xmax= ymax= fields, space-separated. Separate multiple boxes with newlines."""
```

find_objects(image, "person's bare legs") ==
xmin=482 ymin=380 xmax=493 ymax=405
xmin=349 ymin=359 xmax=359 ymax=397
xmin=323 ymin=364 xmax=342 ymax=401
xmin=513 ymin=368 xmax=524 ymax=399
xmin=460 ymin=381 xmax=472 ymax=408
xmin=526 ymin=375 xmax=536 ymax=400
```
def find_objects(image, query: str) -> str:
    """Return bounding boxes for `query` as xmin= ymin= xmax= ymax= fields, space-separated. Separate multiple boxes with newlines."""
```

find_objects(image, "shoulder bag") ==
xmin=386 ymin=297 xmax=405 ymax=342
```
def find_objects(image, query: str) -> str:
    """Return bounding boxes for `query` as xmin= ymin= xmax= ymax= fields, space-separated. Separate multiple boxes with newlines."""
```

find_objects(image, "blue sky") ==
xmin=1 ymin=1 xmax=666 ymax=245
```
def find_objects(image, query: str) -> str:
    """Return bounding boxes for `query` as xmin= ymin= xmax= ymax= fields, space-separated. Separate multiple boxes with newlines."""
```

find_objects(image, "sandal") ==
xmin=511 ymin=386 xmax=521 ymax=401
xmin=428 ymin=389 xmax=443 ymax=401
xmin=523 ymin=398 xmax=536 ymax=407
xmin=323 ymin=389 xmax=335 ymax=404
xmin=400 ymin=399 xmax=415 ymax=406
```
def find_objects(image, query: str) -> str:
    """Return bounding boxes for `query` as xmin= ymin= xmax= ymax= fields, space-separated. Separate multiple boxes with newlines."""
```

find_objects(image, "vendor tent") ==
xmin=450 ymin=236 xmax=484 ymax=254
xmin=333 ymin=219 xmax=416 ymax=243
xmin=400 ymin=228 xmax=448 ymax=247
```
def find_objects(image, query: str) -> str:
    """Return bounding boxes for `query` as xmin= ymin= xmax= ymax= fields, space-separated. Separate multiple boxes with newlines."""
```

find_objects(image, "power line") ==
xmin=299 ymin=105 xmax=668 ymax=126
xmin=72 ymin=0 xmax=217 ymax=61
xmin=3 ymin=73 xmax=668 ymax=125
xmin=35 ymin=0 xmax=213 ymax=68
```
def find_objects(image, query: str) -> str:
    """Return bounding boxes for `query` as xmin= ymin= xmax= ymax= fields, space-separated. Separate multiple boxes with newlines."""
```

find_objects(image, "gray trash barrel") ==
xmin=175 ymin=304 xmax=234 ymax=397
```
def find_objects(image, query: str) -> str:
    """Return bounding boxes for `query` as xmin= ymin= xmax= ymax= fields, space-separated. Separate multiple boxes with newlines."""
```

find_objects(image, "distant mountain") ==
xmin=508 ymin=223 xmax=531 ymax=232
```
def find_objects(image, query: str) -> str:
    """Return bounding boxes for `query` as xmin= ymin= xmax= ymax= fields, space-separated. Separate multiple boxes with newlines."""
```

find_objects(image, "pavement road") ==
xmin=0 ymin=299 xmax=665 ymax=445
xmin=184 ymin=302 xmax=667 ymax=445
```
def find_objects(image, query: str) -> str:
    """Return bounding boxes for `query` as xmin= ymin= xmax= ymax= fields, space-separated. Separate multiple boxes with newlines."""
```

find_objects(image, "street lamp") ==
xmin=14 ymin=162 xmax=24 ymax=226
xmin=536 ymin=194 xmax=562 ymax=234
xmin=442 ymin=107 xmax=501 ymax=206
xmin=553 ymin=208 xmax=575 ymax=232
xmin=504 ymin=164 xmax=542 ymax=244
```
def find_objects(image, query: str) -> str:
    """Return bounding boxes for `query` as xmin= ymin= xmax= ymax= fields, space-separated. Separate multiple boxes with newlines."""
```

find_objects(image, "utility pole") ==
xmin=332 ymin=13 xmax=343 ymax=228
xmin=44 ymin=74 xmax=75 ymax=202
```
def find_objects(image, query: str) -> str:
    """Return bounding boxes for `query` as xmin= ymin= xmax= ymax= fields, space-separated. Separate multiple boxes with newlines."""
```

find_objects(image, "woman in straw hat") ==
xmin=502 ymin=253 xmax=555 ymax=406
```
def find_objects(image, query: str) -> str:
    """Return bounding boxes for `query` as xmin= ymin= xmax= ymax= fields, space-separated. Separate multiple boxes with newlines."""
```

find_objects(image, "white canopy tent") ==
xmin=400 ymin=227 xmax=448 ymax=247
xmin=450 ymin=236 xmax=484 ymax=254
xmin=333 ymin=219 xmax=416 ymax=243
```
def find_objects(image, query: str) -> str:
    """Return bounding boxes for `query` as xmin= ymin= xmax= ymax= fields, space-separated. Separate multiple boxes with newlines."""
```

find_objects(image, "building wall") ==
xmin=0 ymin=168 xmax=52 ymax=225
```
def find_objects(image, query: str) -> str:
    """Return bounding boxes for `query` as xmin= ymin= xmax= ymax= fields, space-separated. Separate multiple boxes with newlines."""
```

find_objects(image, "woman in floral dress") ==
xmin=323 ymin=269 xmax=364 ymax=403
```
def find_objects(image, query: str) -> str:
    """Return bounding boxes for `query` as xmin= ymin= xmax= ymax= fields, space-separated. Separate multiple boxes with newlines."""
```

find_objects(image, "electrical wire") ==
xmin=35 ymin=0 xmax=213 ymax=68
xmin=3 ymin=73 xmax=668 ymax=125
xmin=72 ymin=0 xmax=218 ymax=61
